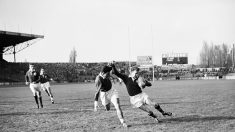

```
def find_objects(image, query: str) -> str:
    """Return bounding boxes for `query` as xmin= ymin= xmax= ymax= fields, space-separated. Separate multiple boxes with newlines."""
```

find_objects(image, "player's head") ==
xmin=130 ymin=66 xmax=140 ymax=79
xmin=40 ymin=68 xmax=45 ymax=75
xmin=101 ymin=65 xmax=112 ymax=78
xmin=29 ymin=64 xmax=35 ymax=71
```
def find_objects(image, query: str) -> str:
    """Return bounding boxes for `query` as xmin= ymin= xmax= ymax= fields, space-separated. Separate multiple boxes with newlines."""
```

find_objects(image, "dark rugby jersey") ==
xmin=95 ymin=75 xmax=112 ymax=92
xmin=25 ymin=70 xmax=40 ymax=83
xmin=112 ymin=67 xmax=142 ymax=96
xmin=40 ymin=74 xmax=51 ymax=83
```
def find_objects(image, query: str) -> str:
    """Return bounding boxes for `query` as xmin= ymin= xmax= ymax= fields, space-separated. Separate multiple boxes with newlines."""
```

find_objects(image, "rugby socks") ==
xmin=148 ymin=111 xmax=157 ymax=118
xmin=39 ymin=96 xmax=43 ymax=108
xmin=50 ymin=97 xmax=54 ymax=104
xmin=120 ymin=118 xmax=125 ymax=124
xmin=120 ymin=118 xmax=128 ymax=127
xmin=154 ymin=104 xmax=164 ymax=114
xmin=155 ymin=104 xmax=172 ymax=116
xmin=45 ymin=89 xmax=50 ymax=96
xmin=148 ymin=111 xmax=161 ymax=123
xmin=34 ymin=96 xmax=39 ymax=109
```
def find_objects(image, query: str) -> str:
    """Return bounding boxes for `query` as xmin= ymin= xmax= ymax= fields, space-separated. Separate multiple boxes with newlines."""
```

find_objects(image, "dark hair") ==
xmin=101 ymin=65 xmax=112 ymax=73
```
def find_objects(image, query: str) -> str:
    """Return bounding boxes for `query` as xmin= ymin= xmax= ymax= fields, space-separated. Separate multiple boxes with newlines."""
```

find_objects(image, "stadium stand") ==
xmin=0 ymin=61 xmax=133 ymax=84
xmin=0 ymin=61 xmax=232 ymax=85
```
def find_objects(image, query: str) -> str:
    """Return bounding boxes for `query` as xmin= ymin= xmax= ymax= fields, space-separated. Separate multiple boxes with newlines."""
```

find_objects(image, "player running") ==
xmin=25 ymin=64 xmax=43 ymax=109
xmin=39 ymin=68 xmax=54 ymax=104
xmin=110 ymin=62 xmax=172 ymax=123
xmin=94 ymin=65 xmax=128 ymax=127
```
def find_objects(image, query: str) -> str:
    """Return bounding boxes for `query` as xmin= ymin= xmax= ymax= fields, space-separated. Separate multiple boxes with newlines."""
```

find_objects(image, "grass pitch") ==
xmin=0 ymin=80 xmax=235 ymax=132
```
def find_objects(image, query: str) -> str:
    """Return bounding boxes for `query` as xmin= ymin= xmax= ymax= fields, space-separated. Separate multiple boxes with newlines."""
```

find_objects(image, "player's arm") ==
xmin=94 ymin=77 xmax=101 ymax=111
xmin=25 ymin=72 xmax=29 ymax=85
xmin=109 ymin=74 xmax=116 ymax=84
xmin=94 ymin=86 xmax=101 ymax=102
xmin=47 ymin=74 xmax=53 ymax=81
xmin=111 ymin=64 xmax=128 ymax=82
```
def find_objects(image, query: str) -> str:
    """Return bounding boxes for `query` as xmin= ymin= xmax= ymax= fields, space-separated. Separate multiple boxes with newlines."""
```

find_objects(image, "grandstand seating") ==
xmin=0 ymin=62 xmax=132 ymax=83
xmin=0 ymin=62 xmax=231 ymax=83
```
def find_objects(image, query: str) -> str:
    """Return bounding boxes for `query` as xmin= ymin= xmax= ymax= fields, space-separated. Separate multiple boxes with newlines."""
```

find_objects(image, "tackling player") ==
xmin=25 ymin=64 xmax=43 ymax=109
xmin=110 ymin=62 xmax=172 ymax=123
xmin=39 ymin=68 xmax=54 ymax=104
xmin=94 ymin=65 xmax=128 ymax=127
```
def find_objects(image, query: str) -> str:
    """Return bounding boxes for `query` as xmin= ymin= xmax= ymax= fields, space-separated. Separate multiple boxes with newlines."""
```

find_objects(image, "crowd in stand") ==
xmin=0 ymin=62 xmax=132 ymax=83
xmin=0 ymin=62 xmax=232 ymax=83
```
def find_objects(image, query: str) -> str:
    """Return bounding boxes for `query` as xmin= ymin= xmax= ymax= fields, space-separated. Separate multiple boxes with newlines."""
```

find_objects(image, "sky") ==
xmin=0 ymin=0 xmax=235 ymax=65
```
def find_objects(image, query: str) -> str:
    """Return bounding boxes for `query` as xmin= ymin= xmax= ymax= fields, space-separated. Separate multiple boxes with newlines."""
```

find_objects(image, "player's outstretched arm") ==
xmin=47 ymin=74 xmax=53 ymax=81
xmin=25 ymin=72 xmax=29 ymax=85
xmin=110 ymin=63 xmax=127 ymax=82
xmin=94 ymin=77 xmax=101 ymax=111
xmin=94 ymin=90 xmax=100 ymax=112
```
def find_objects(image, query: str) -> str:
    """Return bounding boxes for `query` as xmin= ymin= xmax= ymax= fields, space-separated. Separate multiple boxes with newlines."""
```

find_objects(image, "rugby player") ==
xmin=94 ymin=65 xmax=128 ymax=127
xmin=25 ymin=64 xmax=43 ymax=109
xmin=110 ymin=62 xmax=172 ymax=123
xmin=39 ymin=68 xmax=54 ymax=104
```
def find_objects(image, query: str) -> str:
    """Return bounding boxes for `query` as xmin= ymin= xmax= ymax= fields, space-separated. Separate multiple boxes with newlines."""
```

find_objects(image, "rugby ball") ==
xmin=137 ymin=77 xmax=147 ymax=88
xmin=137 ymin=77 xmax=152 ymax=88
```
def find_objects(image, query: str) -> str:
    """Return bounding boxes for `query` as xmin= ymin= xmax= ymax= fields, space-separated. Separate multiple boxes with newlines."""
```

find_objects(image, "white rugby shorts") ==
xmin=130 ymin=92 xmax=155 ymax=108
xmin=100 ymin=88 xmax=119 ymax=106
xmin=41 ymin=82 xmax=51 ymax=91
xmin=29 ymin=83 xmax=41 ymax=96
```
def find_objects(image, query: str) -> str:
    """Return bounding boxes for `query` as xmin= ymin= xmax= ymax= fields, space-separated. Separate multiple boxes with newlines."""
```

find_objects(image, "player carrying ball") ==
xmin=94 ymin=65 xmax=128 ymax=127
xmin=110 ymin=62 xmax=172 ymax=123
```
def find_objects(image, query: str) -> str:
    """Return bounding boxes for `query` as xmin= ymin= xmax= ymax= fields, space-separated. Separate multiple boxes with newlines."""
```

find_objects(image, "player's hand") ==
xmin=109 ymin=61 xmax=115 ymax=67
xmin=25 ymin=82 xmax=29 ymax=85
xmin=94 ymin=101 xmax=100 ymax=112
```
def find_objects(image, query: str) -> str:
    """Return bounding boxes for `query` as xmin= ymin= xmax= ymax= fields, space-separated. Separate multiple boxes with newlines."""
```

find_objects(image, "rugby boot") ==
xmin=34 ymin=96 xmax=39 ymax=109
xmin=50 ymin=97 xmax=54 ymax=104
xmin=122 ymin=122 xmax=128 ymax=128
xmin=39 ymin=97 xmax=43 ymax=108
xmin=148 ymin=112 xmax=161 ymax=123
xmin=155 ymin=104 xmax=172 ymax=117
xmin=162 ymin=112 xmax=172 ymax=117
xmin=154 ymin=118 xmax=161 ymax=123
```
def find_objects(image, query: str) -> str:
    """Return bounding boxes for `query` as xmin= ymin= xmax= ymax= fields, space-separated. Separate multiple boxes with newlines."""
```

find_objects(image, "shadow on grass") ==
xmin=162 ymin=115 xmax=235 ymax=123
xmin=0 ymin=109 xmax=93 ymax=116
xmin=132 ymin=115 xmax=235 ymax=127
xmin=159 ymin=101 xmax=200 ymax=105
xmin=67 ymin=98 xmax=93 ymax=101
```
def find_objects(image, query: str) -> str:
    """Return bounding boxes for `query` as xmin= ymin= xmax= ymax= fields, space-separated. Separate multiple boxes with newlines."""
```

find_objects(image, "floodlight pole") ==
xmin=151 ymin=24 xmax=154 ymax=82
xmin=13 ymin=45 xmax=16 ymax=62
xmin=233 ymin=44 xmax=235 ymax=71
xmin=128 ymin=25 xmax=131 ymax=72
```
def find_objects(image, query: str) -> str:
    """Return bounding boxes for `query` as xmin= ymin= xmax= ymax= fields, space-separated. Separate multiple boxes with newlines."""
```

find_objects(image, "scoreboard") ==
xmin=162 ymin=53 xmax=188 ymax=65
xmin=137 ymin=56 xmax=152 ymax=66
